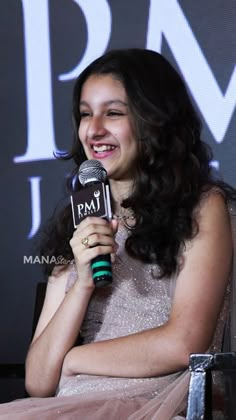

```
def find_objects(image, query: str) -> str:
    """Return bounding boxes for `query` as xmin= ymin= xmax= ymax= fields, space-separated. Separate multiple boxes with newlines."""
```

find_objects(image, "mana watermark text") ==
xmin=23 ymin=255 xmax=71 ymax=265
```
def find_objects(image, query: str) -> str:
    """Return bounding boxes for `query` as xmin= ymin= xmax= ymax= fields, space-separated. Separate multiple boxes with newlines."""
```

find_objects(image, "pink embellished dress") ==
xmin=0 ymin=221 xmax=231 ymax=419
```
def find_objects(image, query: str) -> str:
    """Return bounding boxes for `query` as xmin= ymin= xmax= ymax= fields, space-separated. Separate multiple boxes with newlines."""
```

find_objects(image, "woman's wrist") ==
xmin=73 ymin=260 xmax=95 ymax=292
xmin=71 ymin=263 xmax=95 ymax=293
xmin=72 ymin=279 xmax=95 ymax=298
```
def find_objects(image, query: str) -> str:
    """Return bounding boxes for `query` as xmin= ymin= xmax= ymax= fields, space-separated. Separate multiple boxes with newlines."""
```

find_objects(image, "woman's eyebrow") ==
xmin=79 ymin=99 xmax=128 ymax=107
xmin=104 ymin=100 xmax=128 ymax=106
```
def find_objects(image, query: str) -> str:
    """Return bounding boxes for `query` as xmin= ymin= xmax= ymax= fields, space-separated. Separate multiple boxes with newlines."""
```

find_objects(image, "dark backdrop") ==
xmin=0 ymin=0 xmax=235 ymax=362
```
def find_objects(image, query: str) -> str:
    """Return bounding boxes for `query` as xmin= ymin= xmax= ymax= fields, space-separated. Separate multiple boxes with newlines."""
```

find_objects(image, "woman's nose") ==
xmin=87 ymin=116 xmax=107 ymax=139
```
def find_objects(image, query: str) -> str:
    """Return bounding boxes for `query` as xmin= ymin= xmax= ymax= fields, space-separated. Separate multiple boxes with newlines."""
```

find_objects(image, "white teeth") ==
xmin=93 ymin=145 xmax=115 ymax=152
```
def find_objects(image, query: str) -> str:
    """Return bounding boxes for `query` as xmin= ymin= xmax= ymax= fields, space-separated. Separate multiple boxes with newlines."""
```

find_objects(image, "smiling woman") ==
xmin=78 ymin=74 xmax=138 ymax=183
xmin=0 ymin=48 xmax=236 ymax=419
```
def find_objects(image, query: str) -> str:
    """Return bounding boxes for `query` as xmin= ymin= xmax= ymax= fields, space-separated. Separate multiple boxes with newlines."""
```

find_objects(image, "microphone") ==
xmin=70 ymin=160 xmax=112 ymax=288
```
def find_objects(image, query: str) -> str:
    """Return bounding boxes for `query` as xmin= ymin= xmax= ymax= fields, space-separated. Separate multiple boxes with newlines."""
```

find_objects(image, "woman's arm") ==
xmin=62 ymin=192 xmax=232 ymax=378
xmin=25 ymin=271 xmax=94 ymax=397
xmin=25 ymin=217 xmax=117 ymax=397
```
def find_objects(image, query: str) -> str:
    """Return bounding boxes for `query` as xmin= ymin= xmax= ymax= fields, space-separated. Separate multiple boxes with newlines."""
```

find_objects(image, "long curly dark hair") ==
xmin=40 ymin=48 xmax=235 ymax=277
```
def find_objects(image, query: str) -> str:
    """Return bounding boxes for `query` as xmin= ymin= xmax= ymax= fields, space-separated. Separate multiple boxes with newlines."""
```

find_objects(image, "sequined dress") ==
xmin=57 ymin=221 xmax=229 ymax=419
xmin=0 ymin=221 xmax=230 ymax=419
xmin=57 ymin=222 xmax=182 ymax=400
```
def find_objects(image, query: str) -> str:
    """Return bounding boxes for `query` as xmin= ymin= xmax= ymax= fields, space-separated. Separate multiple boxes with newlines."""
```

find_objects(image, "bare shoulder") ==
xmin=198 ymin=187 xmax=229 ymax=216
xmin=191 ymin=189 xmax=231 ymax=245
xmin=184 ymin=188 xmax=232 ymax=272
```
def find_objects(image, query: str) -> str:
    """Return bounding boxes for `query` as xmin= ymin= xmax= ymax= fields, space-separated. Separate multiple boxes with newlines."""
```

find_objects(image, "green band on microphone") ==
xmin=91 ymin=254 xmax=112 ymax=287
xmin=93 ymin=270 xmax=112 ymax=279
xmin=91 ymin=261 xmax=111 ymax=269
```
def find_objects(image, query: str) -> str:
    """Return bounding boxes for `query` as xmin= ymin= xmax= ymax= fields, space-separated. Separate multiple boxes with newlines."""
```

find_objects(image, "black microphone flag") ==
xmin=70 ymin=160 xmax=112 ymax=288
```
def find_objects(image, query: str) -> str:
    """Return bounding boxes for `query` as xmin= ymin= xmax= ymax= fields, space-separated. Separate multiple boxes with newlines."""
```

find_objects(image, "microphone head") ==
xmin=78 ymin=159 xmax=107 ymax=186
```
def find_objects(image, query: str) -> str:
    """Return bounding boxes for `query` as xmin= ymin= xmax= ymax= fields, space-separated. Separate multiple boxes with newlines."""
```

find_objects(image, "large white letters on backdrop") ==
xmin=28 ymin=177 xmax=42 ymax=239
xmin=147 ymin=0 xmax=236 ymax=143
xmin=14 ymin=0 xmax=55 ymax=163
xmin=15 ymin=0 xmax=235 ymax=237
xmin=59 ymin=0 xmax=111 ymax=81
xmin=15 ymin=0 xmax=236 ymax=164
xmin=14 ymin=0 xmax=111 ymax=163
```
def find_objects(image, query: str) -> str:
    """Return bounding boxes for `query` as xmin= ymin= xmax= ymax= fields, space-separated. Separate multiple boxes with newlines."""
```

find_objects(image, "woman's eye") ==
xmin=107 ymin=111 xmax=124 ymax=117
xmin=80 ymin=111 xmax=90 ymax=118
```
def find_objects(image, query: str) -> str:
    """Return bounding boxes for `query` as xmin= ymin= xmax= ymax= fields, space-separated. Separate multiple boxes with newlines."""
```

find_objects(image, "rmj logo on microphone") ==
xmin=71 ymin=183 xmax=111 ymax=228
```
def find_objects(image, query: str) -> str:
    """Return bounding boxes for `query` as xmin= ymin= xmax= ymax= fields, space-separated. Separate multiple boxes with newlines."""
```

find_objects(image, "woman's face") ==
xmin=78 ymin=74 xmax=138 ymax=182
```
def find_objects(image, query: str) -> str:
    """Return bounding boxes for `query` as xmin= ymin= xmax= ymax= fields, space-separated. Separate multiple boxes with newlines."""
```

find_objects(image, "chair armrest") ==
xmin=186 ymin=352 xmax=236 ymax=420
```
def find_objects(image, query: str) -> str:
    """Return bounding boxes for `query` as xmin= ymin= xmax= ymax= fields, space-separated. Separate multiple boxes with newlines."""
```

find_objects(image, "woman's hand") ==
xmin=70 ymin=217 xmax=119 ymax=290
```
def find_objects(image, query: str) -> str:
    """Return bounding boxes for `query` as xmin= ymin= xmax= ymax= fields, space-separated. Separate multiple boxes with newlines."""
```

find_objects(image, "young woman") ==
xmin=1 ymin=49 xmax=235 ymax=419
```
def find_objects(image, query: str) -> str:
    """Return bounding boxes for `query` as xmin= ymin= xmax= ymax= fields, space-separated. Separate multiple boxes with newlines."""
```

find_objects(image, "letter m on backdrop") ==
xmin=147 ymin=0 xmax=236 ymax=143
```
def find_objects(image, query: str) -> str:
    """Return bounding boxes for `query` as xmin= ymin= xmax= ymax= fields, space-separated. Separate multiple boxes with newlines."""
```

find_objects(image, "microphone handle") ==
xmin=91 ymin=254 xmax=112 ymax=287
